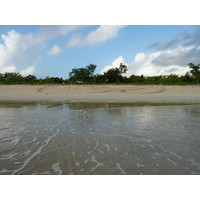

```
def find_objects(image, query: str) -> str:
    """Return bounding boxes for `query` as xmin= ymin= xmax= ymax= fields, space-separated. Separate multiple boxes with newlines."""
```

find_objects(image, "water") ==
xmin=0 ymin=102 xmax=200 ymax=175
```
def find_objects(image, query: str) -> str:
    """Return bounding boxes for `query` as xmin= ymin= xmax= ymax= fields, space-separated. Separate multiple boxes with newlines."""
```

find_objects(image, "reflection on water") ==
xmin=0 ymin=102 xmax=200 ymax=175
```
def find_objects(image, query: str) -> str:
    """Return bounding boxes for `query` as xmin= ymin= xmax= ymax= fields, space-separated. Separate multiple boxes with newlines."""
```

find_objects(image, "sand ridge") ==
xmin=0 ymin=85 xmax=200 ymax=103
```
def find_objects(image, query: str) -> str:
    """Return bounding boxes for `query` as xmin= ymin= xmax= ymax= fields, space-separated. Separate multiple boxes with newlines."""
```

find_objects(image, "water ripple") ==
xmin=0 ymin=103 xmax=200 ymax=175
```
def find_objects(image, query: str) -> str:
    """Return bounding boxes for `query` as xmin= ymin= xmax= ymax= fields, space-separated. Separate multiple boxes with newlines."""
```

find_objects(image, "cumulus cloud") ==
xmin=151 ymin=45 xmax=198 ymax=67
xmin=0 ymin=30 xmax=26 ymax=73
xmin=0 ymin=30 xmax=39 ymax=76
xmin=101 ymin=26 xmax=200 ymax=77
xmin=0 ymin=25 xmax=126 ymax=75
xmin=126 ymin=47 xmax=191 ymax=77
xmin=102 ymin=44 xmax=200 ymax=77
xmin=0 ymin=65 xmax=18 ymax=73
xmin=46 ymin=45 xmax=63 ymax=56
xmin=67 ymin=25 xmax=126 ymax=47
xmin=20 ymin=66 xmax=35 ymax=76
xmin=0 ymin=26 xmax=80 ymax=75
xmin=100 ymin=56 xmax=126 ymax=74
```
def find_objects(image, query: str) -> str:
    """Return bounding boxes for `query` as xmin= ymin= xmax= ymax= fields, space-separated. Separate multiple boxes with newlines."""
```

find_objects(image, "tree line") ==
xmin=0 ymin=63 xmax=200 ymax=85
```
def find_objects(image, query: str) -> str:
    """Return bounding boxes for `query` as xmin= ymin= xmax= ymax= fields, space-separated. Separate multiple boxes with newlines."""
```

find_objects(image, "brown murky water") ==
xmin=0 ymin=102 xmax=200 ymax=175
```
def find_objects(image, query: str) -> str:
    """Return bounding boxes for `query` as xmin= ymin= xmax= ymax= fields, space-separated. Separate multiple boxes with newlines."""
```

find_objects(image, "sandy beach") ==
xmin=0 ymin=84 xmax=200 ymax=103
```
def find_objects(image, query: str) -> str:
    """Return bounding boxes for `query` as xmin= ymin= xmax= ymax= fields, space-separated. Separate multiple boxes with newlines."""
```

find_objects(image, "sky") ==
xmin=0 ymin=25 xmax=200 ymax=79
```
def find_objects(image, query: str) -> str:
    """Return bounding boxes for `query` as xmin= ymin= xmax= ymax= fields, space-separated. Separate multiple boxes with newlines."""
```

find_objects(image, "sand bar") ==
xmin=0 ymin=85 xmax=200 ymax=103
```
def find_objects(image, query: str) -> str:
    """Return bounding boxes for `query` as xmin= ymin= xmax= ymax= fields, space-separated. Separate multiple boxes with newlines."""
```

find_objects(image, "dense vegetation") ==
xmin=0 ymin=63 xmax=200 ymax=85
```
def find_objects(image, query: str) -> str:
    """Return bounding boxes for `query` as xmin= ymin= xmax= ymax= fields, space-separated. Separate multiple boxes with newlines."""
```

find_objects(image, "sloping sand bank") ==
xmin=0 ymin=85 xmax=200 ymax=103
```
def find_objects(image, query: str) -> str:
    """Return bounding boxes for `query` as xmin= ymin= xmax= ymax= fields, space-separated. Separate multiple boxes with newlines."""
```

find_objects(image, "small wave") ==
xmin=12 ymin=129 xmax=60 ymax=175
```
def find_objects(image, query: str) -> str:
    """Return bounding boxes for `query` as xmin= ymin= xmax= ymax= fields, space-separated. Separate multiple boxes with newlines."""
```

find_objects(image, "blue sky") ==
xmin=0 ymin=25 xmax=199 ymax=79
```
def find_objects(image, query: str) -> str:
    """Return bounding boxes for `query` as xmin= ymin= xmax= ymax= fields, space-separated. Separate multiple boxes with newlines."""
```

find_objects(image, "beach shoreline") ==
xmin=0 ymin=84 xmax=200 ymax=104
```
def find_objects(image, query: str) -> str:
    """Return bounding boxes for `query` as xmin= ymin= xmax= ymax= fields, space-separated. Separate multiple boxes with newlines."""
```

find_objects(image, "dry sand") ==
xmin=0 ymin=84 xmax=200 ymax=103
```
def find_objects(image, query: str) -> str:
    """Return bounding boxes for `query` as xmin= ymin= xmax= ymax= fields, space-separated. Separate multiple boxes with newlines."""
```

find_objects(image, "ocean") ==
xmin=0 ymin=102 xmax=200 ymax=175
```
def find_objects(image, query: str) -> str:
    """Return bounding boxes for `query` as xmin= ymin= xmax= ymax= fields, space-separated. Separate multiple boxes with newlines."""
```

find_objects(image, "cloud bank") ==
xmin=102 ymin=26 xmax=200 ymax=77
xmin=101 ymin=45 xmax=198 ymax=77
xmin=127 ymin=46 xmax=194 ymax=77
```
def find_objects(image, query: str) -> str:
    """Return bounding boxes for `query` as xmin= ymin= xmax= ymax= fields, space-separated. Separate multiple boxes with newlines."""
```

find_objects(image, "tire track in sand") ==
xmin=145 ymin=86 xmax=167 ymax=94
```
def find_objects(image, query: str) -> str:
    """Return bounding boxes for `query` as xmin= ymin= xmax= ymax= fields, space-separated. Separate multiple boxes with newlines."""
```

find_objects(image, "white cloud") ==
xmin=46 ymin=45 xmax=63 ymax=56
xmin=100 ymin=56 xmax=126 ymax=74
xmin=85 ymin=25 xmax=126 ymax=45
xmin=1 ymin=30 xmax=38 ymax=52
xmin=0 ymin=65 xmax=18 ymax=73
xmin=102 ymin=45 xmax=198 ymax=77
xmin=20 ymin=66 xmax=35 ymax=76
xmin=127 ymin=46 xmax=194 ymax=76
xmin=0 ymin=26 xmax=126 ymax=75
xmin=37 ymin=25 xmax=79 ymax=42
xmin=0 ymin=30 xmax=20 ymax=67
xmin=0 ymin=30 xmax=38 ymax=74
xmin=0 ymin=26 xmax=80 ymax=74
xmin=67 ymin=25 xmax=126 ymax=47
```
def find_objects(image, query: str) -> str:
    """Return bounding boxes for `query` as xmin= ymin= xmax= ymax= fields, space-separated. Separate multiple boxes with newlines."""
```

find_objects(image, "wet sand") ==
xmin=0 ymin=84 xmax=200 ymax=103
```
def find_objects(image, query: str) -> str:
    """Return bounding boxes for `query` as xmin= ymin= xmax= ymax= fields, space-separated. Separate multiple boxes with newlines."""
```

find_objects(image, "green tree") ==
xmin=128 ymin=74 xmax=145 ymax=83
xmin=24 ymin=75 xmax=37 ymax=84
xmin=4 ymin=72 xmax=23 ymax=84
xmin=182 ymin=72 xmax=192 ymax=83
xmin=188 ymin=63 xmax=200 ymax=83
xmin=103 ymin=63 xmax=127 ymax=83
xmin=104 ymin=68 xmax=121 ymax=83
xmin=0 ymin=73 xmax=4 ymax=83
xmin=69 ymin=64 xmax=97 ymax=83
xmin=119 ymin=63 xmax=128 ymax=74
xmin=95 ymin=74 xmax=106 ymax=83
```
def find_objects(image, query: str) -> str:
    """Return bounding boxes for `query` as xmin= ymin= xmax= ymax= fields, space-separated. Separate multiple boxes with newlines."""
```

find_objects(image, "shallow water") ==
xmin=0 ymin=102 xmax=200 ymax=175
